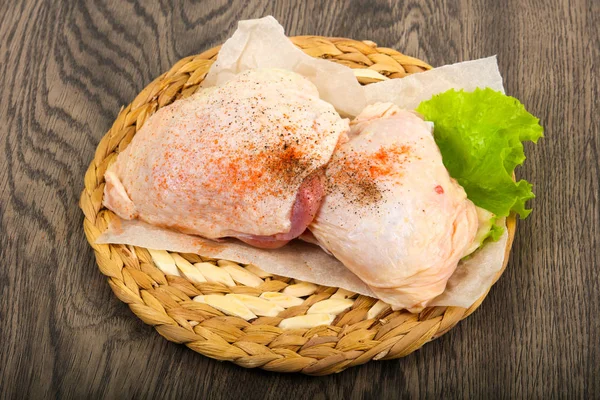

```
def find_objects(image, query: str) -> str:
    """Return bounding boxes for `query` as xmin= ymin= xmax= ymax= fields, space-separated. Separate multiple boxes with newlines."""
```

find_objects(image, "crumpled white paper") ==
xmin=364 ymin=56 xmax=505 ymax=109
xmin=203 ymin=16 xmax=367 ymax=117
xmin=98 ymin=16 xmax=511 ymax=309
xmin=100 ymin=219 xmax=375 ymax=297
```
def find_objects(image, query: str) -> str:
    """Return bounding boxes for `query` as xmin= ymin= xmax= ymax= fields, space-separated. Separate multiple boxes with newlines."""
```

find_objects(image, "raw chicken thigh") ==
xmin=103 ymin=68 xmax=349 ymax=248
xmin=309 ymin=103 xmax=478 ymax=310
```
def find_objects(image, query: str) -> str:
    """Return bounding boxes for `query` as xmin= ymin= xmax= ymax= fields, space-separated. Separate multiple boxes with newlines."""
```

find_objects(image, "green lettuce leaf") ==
xmin=488 ymin=220 xmax=505 ymax=241
xmin=416 ymin=88 xmax=543 ymax=219
xmin=462 ymin=207 xmax=505 ymax=257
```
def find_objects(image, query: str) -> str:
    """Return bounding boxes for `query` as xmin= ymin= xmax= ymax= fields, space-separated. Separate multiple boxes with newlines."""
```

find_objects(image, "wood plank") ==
xmin=0 ymin=0 xmax=597 ymax=398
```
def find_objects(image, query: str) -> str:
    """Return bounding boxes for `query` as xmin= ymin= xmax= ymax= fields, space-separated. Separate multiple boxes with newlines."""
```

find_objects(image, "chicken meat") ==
xmin=103 ymin=68 xmax=349 ymax=248
xmin=309 ymin=103 xmax=478 ymax=310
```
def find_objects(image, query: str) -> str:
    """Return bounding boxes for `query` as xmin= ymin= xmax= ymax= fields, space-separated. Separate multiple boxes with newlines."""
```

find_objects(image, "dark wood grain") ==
xmin=0 ymin=0 xmax=598 ymax=398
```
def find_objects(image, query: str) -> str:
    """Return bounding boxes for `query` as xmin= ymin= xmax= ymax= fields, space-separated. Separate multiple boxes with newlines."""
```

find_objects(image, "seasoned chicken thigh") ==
xmin=104 ymin=68 xmax=349 ymax=248
xmin=309 ymin=103 xmax=478 ymax=310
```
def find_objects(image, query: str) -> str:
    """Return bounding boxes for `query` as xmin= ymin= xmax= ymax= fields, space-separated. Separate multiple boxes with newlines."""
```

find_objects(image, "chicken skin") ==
xmin=309 ymin=103 xmax=478 ymax=310
xmin=103 ymin=68 xmax=349 ymax=248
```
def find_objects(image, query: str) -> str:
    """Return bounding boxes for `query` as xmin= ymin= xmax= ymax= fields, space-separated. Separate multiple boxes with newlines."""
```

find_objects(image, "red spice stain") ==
xmin=365 ymin=144 xmax=411 ymax=179
xmin=330 ymin=144 xmax=411 ymax=205
xmin=192 ymin=237 xmax=225 ymax=253
xmin=266 ymin=145 xmax=309 ymax=183
xmin=201 ymin=141 xmax=310 ymax=200
xmin=112 ymin=215 xmax=123 ymax=234
xmin=434 ymin=185 xmax=444 ymax=194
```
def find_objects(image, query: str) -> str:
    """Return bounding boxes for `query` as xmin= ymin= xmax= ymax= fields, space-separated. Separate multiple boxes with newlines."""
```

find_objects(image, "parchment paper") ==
xmin=364 ymin=56 xmax=505 ymax=108
xmin=97 ymin=16 xmax=510 ymax=309
xmin=101 ymin=219 xmax=375 ymax=297
xmin=202 ymin=16 xmax=367 ymax=117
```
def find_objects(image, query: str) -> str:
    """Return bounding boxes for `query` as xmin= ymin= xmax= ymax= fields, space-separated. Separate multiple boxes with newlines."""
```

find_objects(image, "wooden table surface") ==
xmin=1 ymin=0 xmax=598 ymax=398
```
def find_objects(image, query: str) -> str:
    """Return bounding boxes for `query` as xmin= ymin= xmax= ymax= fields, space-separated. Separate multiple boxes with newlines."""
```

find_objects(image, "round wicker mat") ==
xmin=80 ymin=36 xmax=516 ymax=375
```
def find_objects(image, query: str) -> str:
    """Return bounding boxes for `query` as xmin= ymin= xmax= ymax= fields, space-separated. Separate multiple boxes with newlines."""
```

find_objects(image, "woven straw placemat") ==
xmin=80 ymin=36 xmax=516 ymax=375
